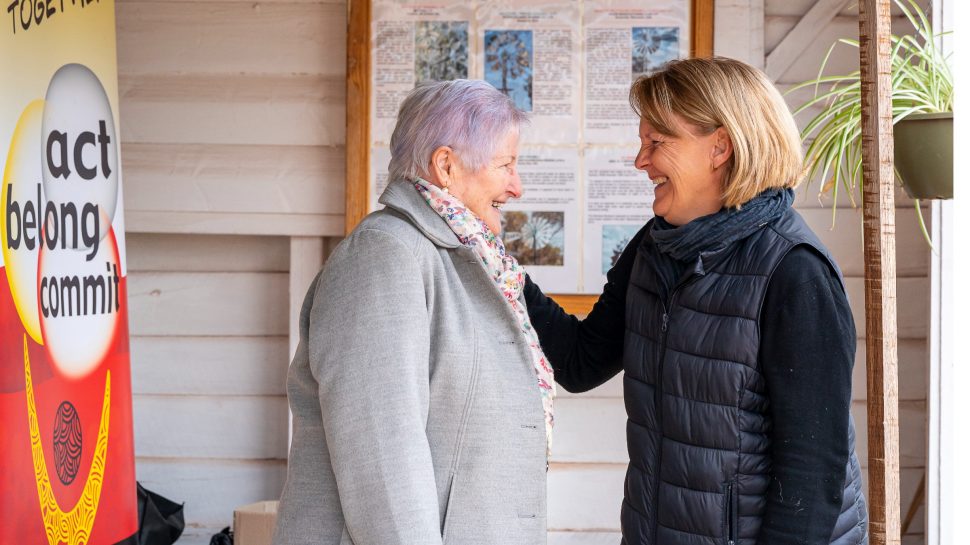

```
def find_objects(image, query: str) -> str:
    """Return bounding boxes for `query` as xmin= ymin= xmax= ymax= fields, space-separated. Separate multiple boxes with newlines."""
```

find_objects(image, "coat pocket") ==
xmin=441 ymin=473 xmax=459 ymax=543
xmin=722 ymin=481 xmax=737 ymax=545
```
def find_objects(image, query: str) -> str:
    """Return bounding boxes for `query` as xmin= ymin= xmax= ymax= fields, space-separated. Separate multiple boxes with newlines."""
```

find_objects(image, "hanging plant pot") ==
xmin=893 ymin=112 xmax=953 ymax=200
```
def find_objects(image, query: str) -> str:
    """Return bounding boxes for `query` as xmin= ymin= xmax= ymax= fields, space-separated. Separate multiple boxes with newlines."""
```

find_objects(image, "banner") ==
xmin=1 ymin=0 xmax=138 ymax=543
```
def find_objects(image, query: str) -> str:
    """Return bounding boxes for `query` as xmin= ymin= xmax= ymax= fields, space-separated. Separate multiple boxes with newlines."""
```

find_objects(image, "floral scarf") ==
xmin=413 ymin=178 xmax=555 ymax=457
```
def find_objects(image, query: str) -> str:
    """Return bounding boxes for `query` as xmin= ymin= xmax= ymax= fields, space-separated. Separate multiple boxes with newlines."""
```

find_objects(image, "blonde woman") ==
xmin=526 ymin=57 xmax=868 ymax=545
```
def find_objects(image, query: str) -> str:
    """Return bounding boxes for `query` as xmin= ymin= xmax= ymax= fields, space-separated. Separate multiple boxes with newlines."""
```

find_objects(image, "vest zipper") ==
xmin=652 ymin=275 xmax=697 ymax=539
xmin=652 ymin=303 xmax=669 ymax=541
xmin=726 ymin=481 xmax=737 ymax=545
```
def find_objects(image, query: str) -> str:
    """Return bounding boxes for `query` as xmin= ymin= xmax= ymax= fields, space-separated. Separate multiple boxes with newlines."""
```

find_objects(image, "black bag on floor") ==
xmin=136 ymin=482 xmax=185 ymax=545
xmin=209 ymin=527 xmax=233 ymax=545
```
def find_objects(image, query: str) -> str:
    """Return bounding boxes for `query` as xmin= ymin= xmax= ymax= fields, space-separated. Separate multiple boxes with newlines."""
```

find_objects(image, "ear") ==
xmin=428 ymin=145 xmax=456 ymax=186
xmin=711 ymin=127 xmax=734 ymax=170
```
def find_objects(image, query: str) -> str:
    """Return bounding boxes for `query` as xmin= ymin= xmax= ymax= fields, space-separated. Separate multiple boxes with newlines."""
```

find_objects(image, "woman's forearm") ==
xmin=524 ymin=224 xmax=647 ymax=393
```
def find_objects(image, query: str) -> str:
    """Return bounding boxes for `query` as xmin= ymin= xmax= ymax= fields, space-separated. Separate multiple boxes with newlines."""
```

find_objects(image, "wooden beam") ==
xmin=345 ymin=0 xmax=370 ymax=234
xmin=692 ymin=0 xmax=716 ymax=57
xmin=858 ymin=0 xmax=902 ymax=543
xmin=765 ymin=0 xmax=851 ymax=81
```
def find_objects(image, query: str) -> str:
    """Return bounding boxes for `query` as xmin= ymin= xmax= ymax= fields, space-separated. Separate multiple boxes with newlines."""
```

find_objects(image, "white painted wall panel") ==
xmin=548 ymin=464 xmax=626 ymax=531
xmin=130 ymin=336 xmax=288 ymax=395
xmin=126 ymin=233 xmax=293 ymax=537
xmin=122 ymin=143 xmax=345 ymax=215
xmin=125 ymin=210 xmax=344 ymax=237
xmin=553 ymin=399 xmax=628 ymax=463
xmin=126 ymin=233 xmax=289 ymax=272
xmin=548 ymin=532 xmax=624 ymax=545
xmin=134 ymin=395 xmax=289 ymax=459
xmin=127 ymin=272 xmax=289 ymax=336
xmin=119 ymin=76 xmax=345 ymax=146
xmin=116 ymin=2 xmax=345 ymax=76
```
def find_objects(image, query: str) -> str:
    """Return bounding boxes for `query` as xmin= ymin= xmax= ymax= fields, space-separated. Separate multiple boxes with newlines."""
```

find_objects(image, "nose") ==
xmin=634 ymin=145 xmax=651 ymax=171
xmin=508 ymin=172 xmax=523 ymax=199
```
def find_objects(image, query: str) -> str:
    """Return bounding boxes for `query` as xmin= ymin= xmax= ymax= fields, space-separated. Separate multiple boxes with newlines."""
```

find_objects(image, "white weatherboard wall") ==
xmin=118 ymin=0 xmax=931 ymax=543
xmin=117 ymin=0 xmax=344 ymax=541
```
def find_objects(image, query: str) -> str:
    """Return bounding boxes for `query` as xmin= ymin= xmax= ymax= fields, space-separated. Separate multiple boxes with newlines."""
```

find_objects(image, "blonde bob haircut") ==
xmin=629 ymin=56 xmax=805 ymax=208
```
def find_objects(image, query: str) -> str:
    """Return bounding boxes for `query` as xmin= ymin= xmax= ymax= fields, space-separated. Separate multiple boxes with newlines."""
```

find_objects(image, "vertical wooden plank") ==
xmin=345 ymin=0 xmax=370 ymax=234
xmin=288 ymin=236 xmax=326 ymax=447
xmin=693 ymin=0 xmax=716 ymax=56
xmin=289 ymin=237 xmax=326 ymax=360
xmin=858 ymin=1 xmax=902 ymax=543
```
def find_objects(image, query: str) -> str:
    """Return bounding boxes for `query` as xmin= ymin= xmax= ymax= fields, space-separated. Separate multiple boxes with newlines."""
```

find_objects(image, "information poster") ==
xmin=1 ymin=1 xmax=138 ymax=543
xmin=369 ymin=0 xmax=690 ymax=293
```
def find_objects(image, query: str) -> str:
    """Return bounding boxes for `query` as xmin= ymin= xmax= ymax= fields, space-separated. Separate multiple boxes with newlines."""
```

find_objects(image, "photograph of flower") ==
xmin=415 ymin=21 xmax=469 ymax=84
xmin=601 ymin=224 xmax=640 ymax=274
xmin=484 ymin=30 xmax=534 ymax=111
xmin=502 ymin=211 xmax=564 ymax=266
xmin=632 ymin=26 xmax=679 ymax=79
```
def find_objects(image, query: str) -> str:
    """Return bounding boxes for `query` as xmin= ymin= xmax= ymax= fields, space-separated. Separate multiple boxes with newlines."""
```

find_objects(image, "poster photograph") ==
xmin=479 ymin=0 xmax=582 ymax=145
xmin=415 ymin=21 xmax=470 ymax=84
xmin=371 ymin=0 xmax=477 ymax=143
xmin=484 ymin=30 xmax=535 ymax=112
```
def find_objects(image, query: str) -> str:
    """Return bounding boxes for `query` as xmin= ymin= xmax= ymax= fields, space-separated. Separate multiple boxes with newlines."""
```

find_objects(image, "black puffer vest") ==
xmin=620 ymin=208 xmax=868 ymax=545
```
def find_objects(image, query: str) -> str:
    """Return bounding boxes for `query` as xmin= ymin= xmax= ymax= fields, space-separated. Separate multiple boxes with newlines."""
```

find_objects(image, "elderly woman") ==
xmin=274 ymin=79 xmax=552 ymax=545
xmin=525 ymin=57 xmax=868 ymax=545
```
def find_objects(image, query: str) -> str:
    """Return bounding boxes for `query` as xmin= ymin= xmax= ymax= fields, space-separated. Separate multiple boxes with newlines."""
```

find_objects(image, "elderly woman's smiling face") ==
xmin=430 ymin=128 xmax=523 ymax=234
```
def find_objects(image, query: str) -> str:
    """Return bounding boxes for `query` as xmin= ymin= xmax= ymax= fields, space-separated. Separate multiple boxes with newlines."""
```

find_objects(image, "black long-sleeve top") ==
xmin=524 ymin=228 xmax=856 ymax=545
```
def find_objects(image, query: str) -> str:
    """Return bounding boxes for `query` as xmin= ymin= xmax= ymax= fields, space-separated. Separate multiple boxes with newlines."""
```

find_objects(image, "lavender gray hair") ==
xmin=387 ymin=79 xmax=529 ymax=183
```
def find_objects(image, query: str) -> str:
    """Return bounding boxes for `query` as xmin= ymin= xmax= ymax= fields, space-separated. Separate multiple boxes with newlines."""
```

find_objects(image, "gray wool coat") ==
xmin=273 ymin=179 xmax=549 ymax=545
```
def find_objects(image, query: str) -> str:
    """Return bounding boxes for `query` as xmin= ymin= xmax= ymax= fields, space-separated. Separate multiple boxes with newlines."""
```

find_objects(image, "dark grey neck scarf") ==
xmin=650 ymin=188 xmax=794 ymax=263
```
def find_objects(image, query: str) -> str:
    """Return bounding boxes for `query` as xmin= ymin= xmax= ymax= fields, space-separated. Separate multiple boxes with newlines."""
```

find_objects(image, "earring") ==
xmin=441 ymin=183 xmax=450 ymax=194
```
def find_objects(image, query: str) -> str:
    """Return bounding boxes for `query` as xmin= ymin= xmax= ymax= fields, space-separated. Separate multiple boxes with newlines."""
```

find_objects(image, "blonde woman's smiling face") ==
xmin=634 ymin=115 xmax=731 ymax=226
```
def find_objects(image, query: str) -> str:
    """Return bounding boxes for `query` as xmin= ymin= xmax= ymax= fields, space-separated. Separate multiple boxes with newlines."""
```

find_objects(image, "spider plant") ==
xmin=787 ymin=0 xmax=952 ymax=242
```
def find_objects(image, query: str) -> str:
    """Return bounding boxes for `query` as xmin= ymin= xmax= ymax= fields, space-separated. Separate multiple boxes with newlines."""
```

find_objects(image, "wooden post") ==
xmin=858 ymin=1 xmax=901 ymax=543
xmin=345 ymin=0 xmax=370 ymax=235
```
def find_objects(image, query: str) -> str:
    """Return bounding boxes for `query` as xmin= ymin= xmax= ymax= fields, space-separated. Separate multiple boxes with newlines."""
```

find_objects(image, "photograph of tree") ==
xmin=502 ymin=211 xmax=564 ymax=266
xmin=484 ymin=30 xmax=534 ymax=111
xmin=415 ymin=21 xmax=469 ymax=83
xmin=632 ymin=26 xmax=679 ymax=79
xmin=601 ymin=224 xmax=641 ymax=273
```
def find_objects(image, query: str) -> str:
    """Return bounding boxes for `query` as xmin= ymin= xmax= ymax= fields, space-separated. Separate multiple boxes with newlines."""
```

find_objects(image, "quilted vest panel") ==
xmin=619 ymin=209 xmax=868 ymax=545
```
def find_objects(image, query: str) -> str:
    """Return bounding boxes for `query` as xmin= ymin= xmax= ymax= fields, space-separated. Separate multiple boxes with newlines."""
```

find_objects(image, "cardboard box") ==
xmin=233 ymin=501 xmax=279 ymax=545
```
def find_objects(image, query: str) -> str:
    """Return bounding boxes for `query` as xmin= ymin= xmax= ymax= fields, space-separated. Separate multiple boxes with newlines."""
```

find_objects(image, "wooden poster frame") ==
xmin=346 ymin=0 xmax=714 ymax=315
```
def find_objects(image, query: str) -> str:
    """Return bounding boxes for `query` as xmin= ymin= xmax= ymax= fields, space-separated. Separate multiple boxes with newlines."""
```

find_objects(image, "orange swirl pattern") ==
xmin=23 ymin=335 xmax=110 ymax=545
